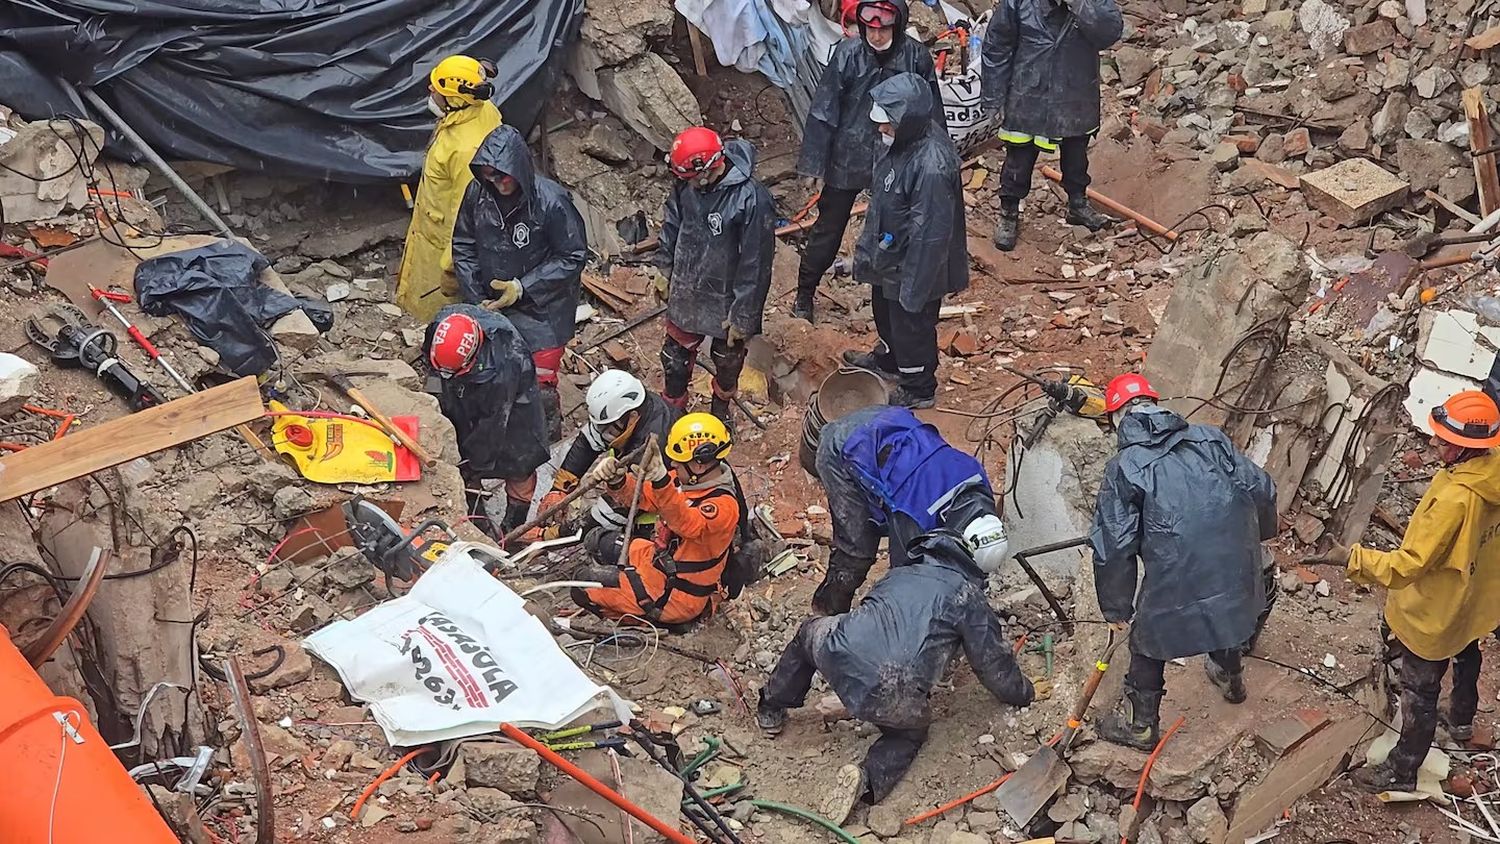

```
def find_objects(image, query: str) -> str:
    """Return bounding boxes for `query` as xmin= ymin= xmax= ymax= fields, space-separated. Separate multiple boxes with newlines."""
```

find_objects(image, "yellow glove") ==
xmin=650 ymin=268 xmax=670 ymax=303
xmin=488 ymin=278 xmax=523 ymax=309
xmin=1302 ymin=542 xmax=1352 ymax=566
xmin=1029 ymin=677 xmax=1053 ymax=701
xmin=723 ymin=320 xmax=748 ymax=346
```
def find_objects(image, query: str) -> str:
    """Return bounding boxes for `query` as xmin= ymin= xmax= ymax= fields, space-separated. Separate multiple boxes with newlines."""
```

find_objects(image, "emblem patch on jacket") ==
xmin=883 ymin=169 xmax=895 ymax=192
xmin=708 ymin=212 xmax=724 ymax=236
xmin=512 ymin=223 xmax=531 ymax=248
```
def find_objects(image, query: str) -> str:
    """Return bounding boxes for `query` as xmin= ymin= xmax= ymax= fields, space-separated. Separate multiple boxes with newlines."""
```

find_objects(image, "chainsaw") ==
xmin=26 ymin=304 xmax=165 ymax=411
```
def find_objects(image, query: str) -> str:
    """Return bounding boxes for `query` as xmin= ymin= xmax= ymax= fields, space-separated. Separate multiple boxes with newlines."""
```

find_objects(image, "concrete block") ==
xmin=0 ymin=118 xmax=105 ymax=222
xmin=597 ymin=53 xmax=703 ymax=151
xmin=1002 ymin=414 xmax=1114 ymax=582
xmin=1298 ymin=158 xmax=1410 ymax=226
xmin=0 ymin=352 xmax=40 ymax=416
xmin=1305 ymin=338 xmax=1399 ymax=546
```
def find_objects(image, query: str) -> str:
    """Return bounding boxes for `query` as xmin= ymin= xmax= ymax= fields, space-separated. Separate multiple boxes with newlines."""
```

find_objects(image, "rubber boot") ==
xmin=841 ymin=348 xmax=896 ymax=375
xmin=811 ymin=563 xmax=866 ymax=616
xmin=889 ymin=385 xmax=936 ymax=410
xmin=1351 ymin=762 xmax=1417 ymax=793
xmin=710 ymin=395 xmax=734 ymax=430
xmin=1066 ymin=196 xmax=1113 ymax=231
xmin=756 ymin=690 xmax=788 ymax=736
xmin=539 ymin=383 xmax=563 ymax=443
xmin=993 ymin=205 xmax=1020 ymax=251
xmin=1440 ymin=709 xmax=1475 ymax=742
xmin=1095 ymin=686 xmax=1162 ymax=751
xmin=793 ymin=287 xmax=816 ymax=323
xmin=820 ymin=764 xmax=867 ymax=826
xmin=1205 ymin=658 xmax=1247 ymax=704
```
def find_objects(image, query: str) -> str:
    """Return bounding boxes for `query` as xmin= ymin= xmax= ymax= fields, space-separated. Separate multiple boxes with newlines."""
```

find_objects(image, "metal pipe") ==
xmin=24 ymin=547 xmax=109 ymax=666
xmin=1011 ymin=537 xmax=1089 ymax=632
xmin=73 ymin=86 xmax=236 ymax=237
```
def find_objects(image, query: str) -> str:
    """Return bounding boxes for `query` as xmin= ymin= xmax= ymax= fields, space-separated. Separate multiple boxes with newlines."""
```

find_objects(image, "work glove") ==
xmin=649 ymin=268 xmax=670 ymax=303
xmin=487 ymin=278 xmax=523 ymax=309
xmin=1302 ymin=542 xmax=1352 ymax=566
xmin=638 ymin=448 xmax=670 ymax=484
xmin=583 ymin=454 xmax=626 ymax=488
xmin=439 ymin=268 xmax=461 ymax=296
xmin=1028 ymin=676 xmax=1053 ymax=701
xmin=723 ymin=320 xmax=748 ymax=346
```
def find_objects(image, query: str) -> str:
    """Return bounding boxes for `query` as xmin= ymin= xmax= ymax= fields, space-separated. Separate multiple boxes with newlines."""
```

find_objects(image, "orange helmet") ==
xmin=1431 ymin=390 xmax=1500 ymax=448
xmin=1103 ymin=373 xmax=1159 ymax=412
xmin=429 ymin=312 xmax=484 ymax=378
xmin=668 ymin=127 xmax=724 ymax=179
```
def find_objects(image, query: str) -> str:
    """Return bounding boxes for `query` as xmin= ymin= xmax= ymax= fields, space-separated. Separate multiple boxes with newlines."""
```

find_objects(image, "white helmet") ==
xmin=963 ymin=514 xmax=1009 ymax=574
xmin=587 ymin=370 xmax=647 ymax=426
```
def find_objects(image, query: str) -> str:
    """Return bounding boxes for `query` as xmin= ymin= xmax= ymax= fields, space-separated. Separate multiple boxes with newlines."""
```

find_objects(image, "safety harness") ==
xmin=621 ymin=472 xmax=743 ymax=624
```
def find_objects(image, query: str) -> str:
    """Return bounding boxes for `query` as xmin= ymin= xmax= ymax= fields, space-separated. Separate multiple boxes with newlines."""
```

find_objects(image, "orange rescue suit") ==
xmin=581 ymin=468 xmax=740 ymax=624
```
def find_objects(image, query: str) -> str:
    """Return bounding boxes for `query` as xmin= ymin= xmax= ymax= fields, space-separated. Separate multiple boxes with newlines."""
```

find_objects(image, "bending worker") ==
xmin=1310 ymin=390 xmax=1500 ymax=793
xmin=423 ymin=304 xmax=550 ymax=540
xmin=453 ymin=125 xmax=588 ymax=441
xmin=807 ymin=403 xmax=1009 ymax=615
xmin=527 ymin=369 xmax=681 ymax=541
xmin=844 ymin=73 xmax=968 ymax=410
xmin=793 ymin=0 xmax=945 ymax=323
xmin=395 ymin=55 xmax=502 ymax=322
xmin=1090 ymin=373 xmax=1277 ymax=750
xmin=570 ymin=414 xmax=746 ymax=626
xmin=758 ymin=530 xmax=1035 ymax=825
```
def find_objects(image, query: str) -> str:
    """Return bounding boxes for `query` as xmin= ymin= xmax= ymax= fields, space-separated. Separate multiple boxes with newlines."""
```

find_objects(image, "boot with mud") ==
xmin=993 ymin=205 xmax=1020 ymax=252
xmin=1205 ymin=658 xmax=1247 ymax=704
xmin=540 ymin=383 xmax=563 ymax=443
xmin=841 ymin=347 xmax=896 ymax=376
xmin=756 ymin=691 xmax=787 ymax=736
xmin=1440 ymin=709 xmax=1475 ymax=743
xmin=1351 ymin=762 xmax=1417 ymax=793
xmin=710 ymin=395 xmax=734 ymax=431
xmin=793 ymin=287 xmax=816 ymax=324
xmin=1066 ymin=196 xmax=1113 ymax=232
xmin=889 ymin=385 xmax=935 ymax=410
xmin=819 ymin=763 xmax=867 ymax=826
xmin=1095 ymin=686 xmax=1162 ymax=751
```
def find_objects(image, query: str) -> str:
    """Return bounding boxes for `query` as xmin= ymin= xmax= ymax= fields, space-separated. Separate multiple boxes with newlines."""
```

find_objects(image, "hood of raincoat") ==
xmin=710 ymin=138 xmax=756 ymax=192
xmin=1114 ymin=404 xmax=1187 ymax=448
xmin=1350 ymin=450 xmax=1500 ymax=660
xmin=470 ymin=125 xmax=537 ymax=204
xmin=811 ymin=529 xmax=1033 ymax=728
xmin=870 ymin=72 xmax=935 ymax=148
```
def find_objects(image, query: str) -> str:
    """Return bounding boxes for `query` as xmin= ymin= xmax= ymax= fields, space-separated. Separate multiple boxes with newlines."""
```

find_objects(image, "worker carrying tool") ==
xmin=757 ymin=529 xmax=1036 ymax=824
xmin=793 ymin=0 xmax=945 ymax=324
xmin=1090 ymin=373 xmax=1278 ymax=751
xmin=981 ymin=0 xmax=1122 ymax=250
xmin=525 ymin=369 xmax=682 ymax=541
xmin=843 ymin=73 xmax=968 ymax=409
xmin=655 ymin=126 xmax=775 ymax=427
xmin=453 ymin=124 xmax=588 ymax=442
xmin=806 ymin=404 xmax=1009 ymax=615
xmin=423 ymin=305 xmax=550 ymax=542
xmin=395 ymin=55 xmax=503 ymax=323
xmin=1306 ymin=390 xmax=1500 ymax=793
xmin=570 ymin=413 xmax=748 ymax=626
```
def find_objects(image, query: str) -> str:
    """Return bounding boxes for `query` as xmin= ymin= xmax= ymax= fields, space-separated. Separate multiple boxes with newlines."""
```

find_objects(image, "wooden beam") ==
xmin=687 ymin=24 xmax=709 ymax=77
xmin=1425 ymin=189 xmax=1482 ymax=226
xmin=1463 ymin=87 xmax=1500 ymax=217
xmin=0 ymin=376 xmax=265 ymax=502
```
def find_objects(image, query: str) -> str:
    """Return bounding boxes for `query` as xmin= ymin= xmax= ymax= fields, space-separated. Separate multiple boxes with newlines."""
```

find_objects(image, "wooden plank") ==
xmin=1465 ymin=26 xmax=1500 ymax=51
xmin=1464 ymin=87 xmax=1500 ymax=217
xmin=0 ymin=376 xmax=265 ymax=502
xmin=686 ymin=24 xmax=709 ymax=77
xmin=1425 ymin=189 xmax=1483 ymax=225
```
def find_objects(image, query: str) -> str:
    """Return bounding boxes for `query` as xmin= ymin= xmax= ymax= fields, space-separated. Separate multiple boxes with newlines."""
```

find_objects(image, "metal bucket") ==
xmin=798 ymin=368 xmax=890 ymax=475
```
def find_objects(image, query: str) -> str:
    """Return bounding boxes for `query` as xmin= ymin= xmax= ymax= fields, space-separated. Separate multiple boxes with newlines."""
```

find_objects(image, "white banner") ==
xmin=305 ymin=543 xmax=628 ymax=747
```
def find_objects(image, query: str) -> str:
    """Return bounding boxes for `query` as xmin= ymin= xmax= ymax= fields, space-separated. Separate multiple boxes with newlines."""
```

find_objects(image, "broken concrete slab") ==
xmin=1304 ymin=337 xmax=1399 ymax=547
xmin=1299 ymin=158 xmax=1410 ymax=226
xmin=1002 ymin=413 xmax=1114 ymax=581
xmin=1415 ymin=308 xmax=1500 ymax=382
xmin=0 ymin=118 xmax=105 ymax=222
xmin=0 ymin=352 xmax=40 ymax=416
xmin=270 ymin=308 xmax=321 ymax=352
xmin=597 ymin=53 xmax=704 ymax=151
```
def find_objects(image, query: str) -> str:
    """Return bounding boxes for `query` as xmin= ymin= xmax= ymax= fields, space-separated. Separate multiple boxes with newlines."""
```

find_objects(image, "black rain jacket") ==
xmin=797 ymin=0 xmax=947 ymax=191
xmin=815 ymin=531 xmax=1034 ymax=729
xmin=853 ymin=74 xmax=969 ymax=311
xmin=981 ymin=0 xmax=1123 ymax=139
xmin=1089 ymin=406 xmax=1278 ymax=661
xmin=423 ymin=304 xmax=549 ymax=481
xmin=656 ymin=138 xmax=775 ymax=339
xmin=453 ymin=125 xmax=588 ymax=351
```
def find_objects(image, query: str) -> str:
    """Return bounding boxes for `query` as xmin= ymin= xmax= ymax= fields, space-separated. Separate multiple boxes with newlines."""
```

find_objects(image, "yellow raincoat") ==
xmin=395 ymin=100 xmax=502 ymax=323
xmin=1346 ymin=450 xmax=1500 ymax=661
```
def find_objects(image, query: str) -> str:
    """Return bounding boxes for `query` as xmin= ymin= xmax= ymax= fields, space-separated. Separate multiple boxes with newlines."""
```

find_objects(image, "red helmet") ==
xmin=429 ymin=312 xmax=484 ymax=378
xmin=668 ymin=127 xmax=725 ymax=179
xmin=1103 ymin=373 xmax=1159 ymax=412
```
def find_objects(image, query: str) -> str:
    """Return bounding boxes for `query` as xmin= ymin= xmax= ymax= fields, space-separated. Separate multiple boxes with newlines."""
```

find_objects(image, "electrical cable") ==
xmin=748 ymin=800 xmax=860 ymax=844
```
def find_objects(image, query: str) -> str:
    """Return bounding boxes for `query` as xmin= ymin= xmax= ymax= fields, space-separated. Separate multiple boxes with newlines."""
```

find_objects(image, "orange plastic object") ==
xmin=0 ymin=628 xmax=178 ymax=843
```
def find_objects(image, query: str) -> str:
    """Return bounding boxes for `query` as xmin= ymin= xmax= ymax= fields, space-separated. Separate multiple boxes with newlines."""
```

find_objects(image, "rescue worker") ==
xmin=1090 ymin=373 xmax=1278 ymax=750
xmin=844 ymin=74 xmax=968 ymax=409
xmin=757 ymin=530 xmax=1036 ymax=823
xmin=1308 ymin=390 xmax=1500 ymax=792
xmin=981 ymin=0 xmax=1122 ymax=250
xmin=395 ymin=55 xmax=503 ymax=323
xmin=656 ymin=127 xmax=775 ymax=427
xmin=570 ymin=413 xmax=744 ymax=626
xmin=808 ymin=404 xmax=1010 ymax=615
xmin=529 ymin=369 xmax=681 ymax=540
xmin=423 ymin=304 xmax=550 ymax=540
xmin=794 ymin=0 xmax=946 ymax=323
xmin=453 ymin=125 xmax=588 ymax=441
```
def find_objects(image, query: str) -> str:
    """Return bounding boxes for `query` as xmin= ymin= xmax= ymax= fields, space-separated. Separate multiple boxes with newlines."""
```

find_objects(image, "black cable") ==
xmin=0 ymin=560 xmax=71 ymax=601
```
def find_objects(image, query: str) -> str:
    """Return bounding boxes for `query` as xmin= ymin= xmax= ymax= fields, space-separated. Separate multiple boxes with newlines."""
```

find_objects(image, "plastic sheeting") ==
xmin=0 ymin=0 xmax=583 ymax=181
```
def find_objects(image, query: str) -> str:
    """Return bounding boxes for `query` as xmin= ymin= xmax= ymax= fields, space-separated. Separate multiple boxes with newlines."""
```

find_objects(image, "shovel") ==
xmin=994 ymin=627 xmax=1127 ymax=828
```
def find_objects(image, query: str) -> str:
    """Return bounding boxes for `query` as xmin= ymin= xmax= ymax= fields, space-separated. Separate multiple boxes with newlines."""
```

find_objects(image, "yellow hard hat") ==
xmin=430 ymin=55 xmax=489 ymax=106
xmin=665 ymin=413 xmax=732 ymax=463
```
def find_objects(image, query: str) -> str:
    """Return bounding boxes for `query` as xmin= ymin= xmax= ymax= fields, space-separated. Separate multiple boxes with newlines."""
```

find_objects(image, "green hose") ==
xmin=749 ymin=800 xmax=861 ymax=844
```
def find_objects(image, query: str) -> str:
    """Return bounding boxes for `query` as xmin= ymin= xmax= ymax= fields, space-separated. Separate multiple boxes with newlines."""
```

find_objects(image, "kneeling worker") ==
xmin=758 ymin=529 xmax=1035 ymax=823
xmin=1311 ymin=390 xmax=1500 ymax=792
xmin=526 ymin=369 xmax=681 ymax=541
xmin=570 ymin=413 xmax=744 ymax=625
xmin=424 ymin=304 xmax=550 ymax=539
xmin=809 ymin=404 xmax=1009 ymax=615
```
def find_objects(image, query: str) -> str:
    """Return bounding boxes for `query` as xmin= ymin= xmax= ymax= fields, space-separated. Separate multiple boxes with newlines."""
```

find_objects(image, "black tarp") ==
xmin=0 ymin=0 xmax=583 ymax=182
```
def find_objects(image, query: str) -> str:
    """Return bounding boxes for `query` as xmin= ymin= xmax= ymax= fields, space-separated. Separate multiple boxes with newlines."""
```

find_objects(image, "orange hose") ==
xmin=1040 ymin=165 xmax=1179 ymax=240
xmin=349 ymin=748 xmax=425 ymax=820
xmin=500 ymin=723 xmax=696 ymax=844
xmin=1119 ymin=715 xmax=1186 ymax=844
xmin=905 ymin=731 xmax=1063 ymax=826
